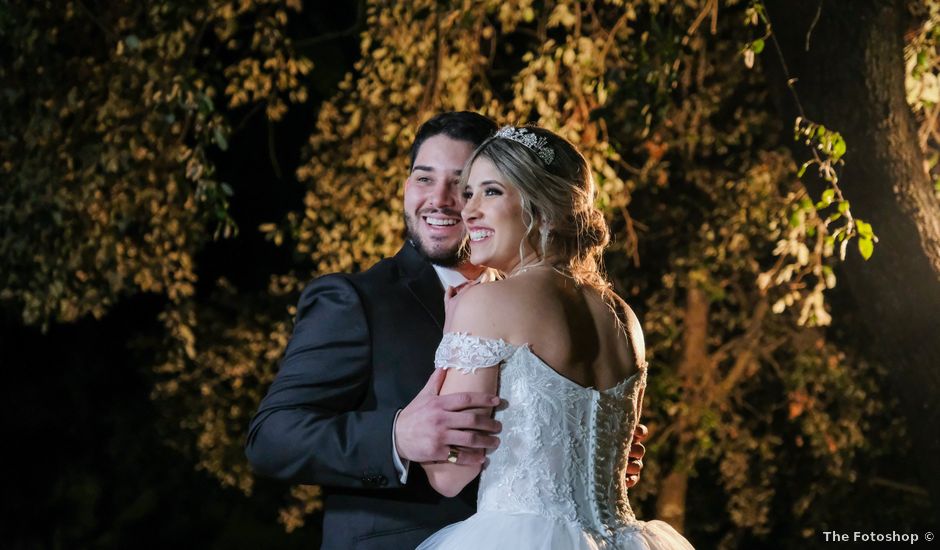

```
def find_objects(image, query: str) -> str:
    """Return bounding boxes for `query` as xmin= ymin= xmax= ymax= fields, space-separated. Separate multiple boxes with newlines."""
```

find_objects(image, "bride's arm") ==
xmin=423 ymin=285 xmax=503 ymax=498
xmin=618 ymin=296 xmax=649 ymax=486
xmin=423 ymin=365 xmax=500 ymax=497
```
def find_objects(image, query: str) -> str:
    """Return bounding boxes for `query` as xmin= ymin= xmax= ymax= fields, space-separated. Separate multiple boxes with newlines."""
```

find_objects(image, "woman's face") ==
xmin=461 ymin=156 xmax=534 ymax=272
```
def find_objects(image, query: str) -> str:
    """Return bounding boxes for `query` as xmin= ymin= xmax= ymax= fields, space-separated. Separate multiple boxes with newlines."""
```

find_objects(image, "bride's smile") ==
xmin=461 ymin=156 xmax=535 ymax=273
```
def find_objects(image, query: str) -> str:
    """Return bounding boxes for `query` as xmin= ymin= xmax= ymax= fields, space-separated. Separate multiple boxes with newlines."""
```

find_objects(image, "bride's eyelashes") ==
xmin=462 ymin=185 xmax=504 ymax=200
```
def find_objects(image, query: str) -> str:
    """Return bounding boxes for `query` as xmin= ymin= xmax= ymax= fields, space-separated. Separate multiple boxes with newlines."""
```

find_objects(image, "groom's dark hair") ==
xmin=409 ymin=111 xmax=497 ymax=169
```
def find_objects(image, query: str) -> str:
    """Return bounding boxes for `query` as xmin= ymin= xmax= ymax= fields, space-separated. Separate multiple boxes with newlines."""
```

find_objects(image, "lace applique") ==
xmin=468 ymin=345 xmax=648 ymax=539
xmin=434 ymin=332 xmax=520 ymax=373
xmin=423 ymin=326 xmax=666 ymax=546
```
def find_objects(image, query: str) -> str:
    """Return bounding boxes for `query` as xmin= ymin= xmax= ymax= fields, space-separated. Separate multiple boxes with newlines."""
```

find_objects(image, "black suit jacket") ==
xmin=246 ymin=243 xmax=477 ymax=549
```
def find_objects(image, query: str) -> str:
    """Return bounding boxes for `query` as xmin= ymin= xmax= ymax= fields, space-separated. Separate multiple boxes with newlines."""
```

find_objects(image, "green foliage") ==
xmin=741 ymin=0 xmax=769 ymax=68
xmin=906 ymin=0 xmax=940 ymax=199
xmin=742 ymin=0 xmax=880 ymax=271
xmin=792 ymin=116 xmax=877 ymax=263
xmin=0 ymin=0 xmax=310 ymax=330
xmin=0 ymin=0 xmax=313 ymax=511
xmin=3 ymin=0 xmax=933 ymax=545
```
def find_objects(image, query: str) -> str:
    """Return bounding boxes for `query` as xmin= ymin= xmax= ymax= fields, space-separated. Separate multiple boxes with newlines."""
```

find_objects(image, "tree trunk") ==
xmin=656 ymin=470 xmax=689 ymax=529
xmin=762 ymin=0 xmax=940 ymax=510
xmin=656 ymin=286 xmax=710 ymax=531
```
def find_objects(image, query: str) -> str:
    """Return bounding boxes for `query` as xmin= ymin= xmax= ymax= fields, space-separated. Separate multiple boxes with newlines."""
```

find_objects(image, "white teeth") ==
xmin=425 ymin=217 xmax=458 ymax=226
xmin=469 ymin=229 xmax=494 ymax=241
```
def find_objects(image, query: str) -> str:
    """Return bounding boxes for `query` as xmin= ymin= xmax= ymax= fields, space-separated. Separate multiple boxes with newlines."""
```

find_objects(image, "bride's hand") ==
xmin=626 ymin=423 xmax=648 ymax=488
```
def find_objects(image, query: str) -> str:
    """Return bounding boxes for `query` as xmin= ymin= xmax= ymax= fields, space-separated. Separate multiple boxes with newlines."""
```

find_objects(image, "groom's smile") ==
xmin=423 ymin=213 xmax=461 ymax=229
xmin=418 ymin=208 xmax=464 ymax=244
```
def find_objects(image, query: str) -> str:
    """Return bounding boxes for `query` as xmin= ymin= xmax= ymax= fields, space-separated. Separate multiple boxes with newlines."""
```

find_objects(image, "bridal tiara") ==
xmin=493 ymin=126 xmax=555 ymax=165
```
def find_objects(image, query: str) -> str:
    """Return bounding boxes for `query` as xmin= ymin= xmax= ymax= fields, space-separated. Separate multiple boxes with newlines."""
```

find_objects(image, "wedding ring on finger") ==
xmin=447 ymin=447 xmax=460 ymax=464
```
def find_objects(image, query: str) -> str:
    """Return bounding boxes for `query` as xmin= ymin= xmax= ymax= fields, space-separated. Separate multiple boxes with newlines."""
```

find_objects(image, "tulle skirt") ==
xmin=416 ymin=510 xmax=694 ymax=549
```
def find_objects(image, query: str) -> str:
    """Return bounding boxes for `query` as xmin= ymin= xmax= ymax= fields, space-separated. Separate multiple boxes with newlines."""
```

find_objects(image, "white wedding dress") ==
xmin=416 ymin=333 xmax=694 ymax=550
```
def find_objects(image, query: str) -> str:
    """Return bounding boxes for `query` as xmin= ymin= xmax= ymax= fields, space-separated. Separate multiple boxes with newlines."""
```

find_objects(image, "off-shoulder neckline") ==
xmin=442 ymin=332 xmax=647 ymax=395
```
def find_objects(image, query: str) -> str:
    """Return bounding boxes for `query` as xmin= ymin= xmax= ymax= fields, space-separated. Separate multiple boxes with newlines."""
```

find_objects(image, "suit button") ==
xmin=361 ymin=473 xmax=387 ymax=487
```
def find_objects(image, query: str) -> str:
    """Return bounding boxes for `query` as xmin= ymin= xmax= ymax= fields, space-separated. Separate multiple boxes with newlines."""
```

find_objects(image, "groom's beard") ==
xmin=404 ymin=213 xmax=469 ymax=268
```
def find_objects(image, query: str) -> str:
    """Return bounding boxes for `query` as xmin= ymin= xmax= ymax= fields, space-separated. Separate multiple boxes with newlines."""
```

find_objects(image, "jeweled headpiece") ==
xmin=493 ymin=126 xmax=555 ymax=165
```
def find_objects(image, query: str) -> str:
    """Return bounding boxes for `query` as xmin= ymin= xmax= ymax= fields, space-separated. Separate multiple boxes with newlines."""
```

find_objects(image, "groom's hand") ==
xmin=395 ymin=369 xmax=502 ymax=465
xmin=626 ymin=423 xmax=648 ymax=488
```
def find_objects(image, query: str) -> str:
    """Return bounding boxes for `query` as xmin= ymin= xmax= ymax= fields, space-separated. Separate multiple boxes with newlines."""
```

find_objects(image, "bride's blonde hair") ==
xmin=463 ymin=126 xmax=611 ymax=296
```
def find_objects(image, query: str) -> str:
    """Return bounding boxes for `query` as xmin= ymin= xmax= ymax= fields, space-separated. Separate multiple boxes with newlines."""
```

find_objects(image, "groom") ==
xmin=246 ymin=112 xmax=647 ymax=549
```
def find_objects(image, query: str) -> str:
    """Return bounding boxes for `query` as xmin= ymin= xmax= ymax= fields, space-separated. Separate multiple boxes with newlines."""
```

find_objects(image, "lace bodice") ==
xmin=434 ymin=332 xmax=648 ymax=541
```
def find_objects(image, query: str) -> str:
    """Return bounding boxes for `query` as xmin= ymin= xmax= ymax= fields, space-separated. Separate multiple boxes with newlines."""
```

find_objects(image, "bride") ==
xmin=416 ymin=126 xmax=694 ymax=549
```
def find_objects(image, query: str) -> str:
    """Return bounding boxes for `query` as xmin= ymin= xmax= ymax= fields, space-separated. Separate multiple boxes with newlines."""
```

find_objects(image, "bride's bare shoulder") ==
xmin=603 ymin=291 xmax=646 ymax=363
xmin=447 ymin=278 xmax=531 ymax=335
xmin=452 ymin=278 xmax=517 ymax=312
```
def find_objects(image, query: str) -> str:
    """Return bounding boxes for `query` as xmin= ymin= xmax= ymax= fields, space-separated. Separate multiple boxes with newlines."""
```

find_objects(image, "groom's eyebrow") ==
xmin=412 ymin=165 xmax=435 ymax=173
xmin=412 ymin=165 xmax=463 ymax=176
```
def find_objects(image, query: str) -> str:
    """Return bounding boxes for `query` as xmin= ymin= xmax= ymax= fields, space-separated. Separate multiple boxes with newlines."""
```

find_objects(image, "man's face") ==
xmin=403 ymin=134 xmax=476 ymax=266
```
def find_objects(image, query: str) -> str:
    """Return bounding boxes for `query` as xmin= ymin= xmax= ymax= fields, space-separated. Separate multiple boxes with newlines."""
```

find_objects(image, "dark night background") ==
xmin=1 ymin=3 xmax=360 ymax=547
xmin=2 ymin=1 xmax=937 ymax=548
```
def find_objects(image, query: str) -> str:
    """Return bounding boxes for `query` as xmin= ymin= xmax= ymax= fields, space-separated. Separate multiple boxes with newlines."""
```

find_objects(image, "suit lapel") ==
xmin=396 ymin=243 xmax=445 ymax=330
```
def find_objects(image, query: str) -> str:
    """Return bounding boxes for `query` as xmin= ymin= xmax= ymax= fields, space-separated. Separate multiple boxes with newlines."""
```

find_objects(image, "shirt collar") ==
xmin=431 ymin=264 xmax=500 ymax=291
xmin=432 ymin=264 xmax=471 ymax=290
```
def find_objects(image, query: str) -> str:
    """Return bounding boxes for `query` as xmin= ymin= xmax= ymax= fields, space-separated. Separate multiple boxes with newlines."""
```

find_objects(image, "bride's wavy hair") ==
xmin=463 ymin=125 xmax=611 ymax=295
